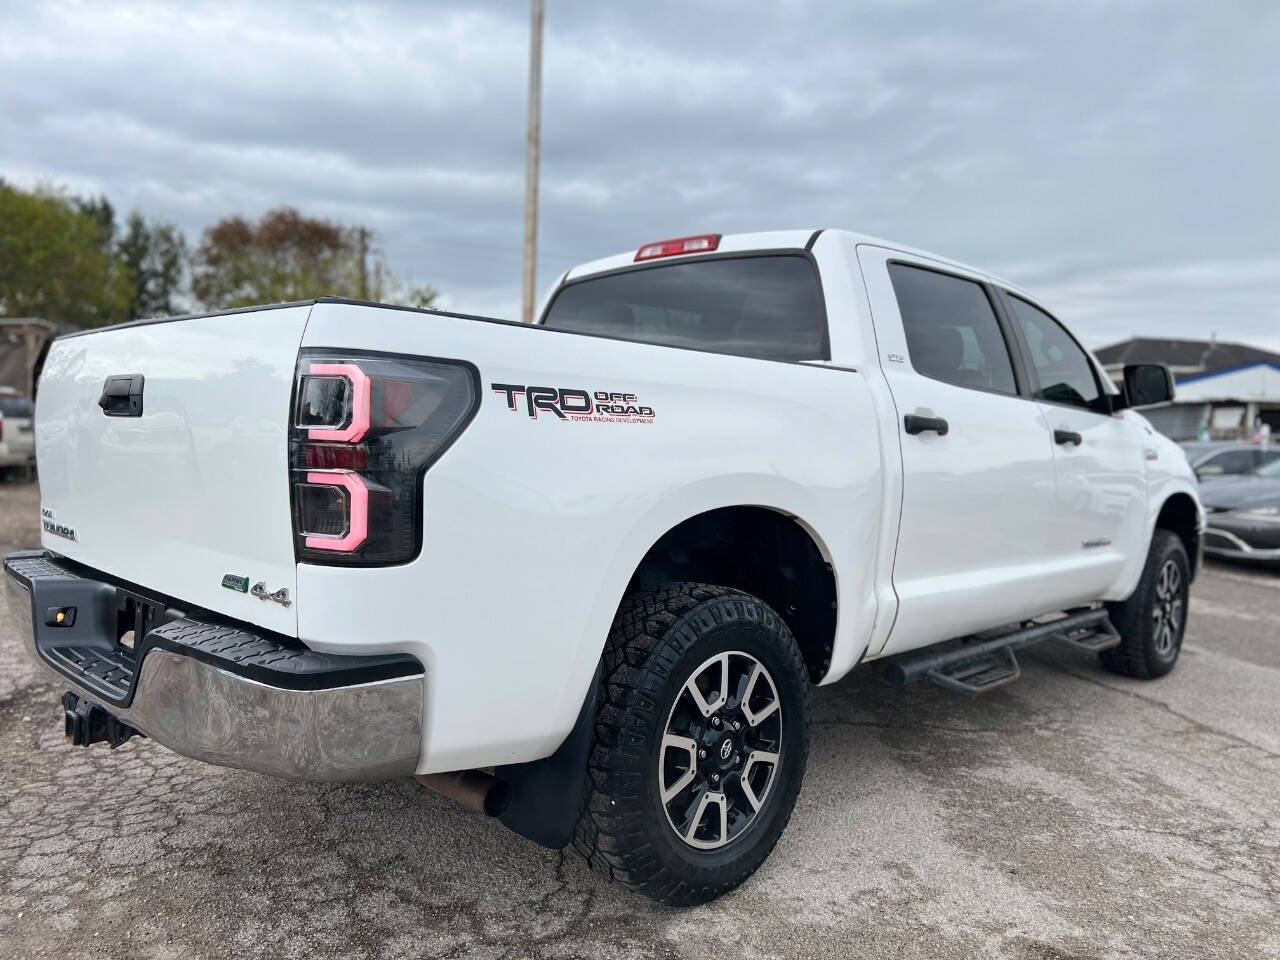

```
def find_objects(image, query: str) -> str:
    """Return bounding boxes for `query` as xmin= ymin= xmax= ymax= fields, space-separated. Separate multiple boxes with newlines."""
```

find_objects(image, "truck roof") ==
xmin=564 ymin=228 xmax=1029 ymax=299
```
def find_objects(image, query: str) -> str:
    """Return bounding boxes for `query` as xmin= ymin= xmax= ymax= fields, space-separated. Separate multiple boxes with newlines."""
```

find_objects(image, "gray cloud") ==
xmin=2 ymin=0 xmax=1277 ymax=347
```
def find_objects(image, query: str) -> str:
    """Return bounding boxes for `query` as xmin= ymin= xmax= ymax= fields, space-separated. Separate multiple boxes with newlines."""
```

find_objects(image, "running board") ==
xmin=883 ymin=608 xmax=1121 ymax=696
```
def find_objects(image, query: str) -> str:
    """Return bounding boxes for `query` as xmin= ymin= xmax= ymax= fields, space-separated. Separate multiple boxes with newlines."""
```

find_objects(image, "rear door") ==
xmin=997 ymin=291 xmax=1147 ymax=601
xmin=33 ymin=306 xmax=312 ymax=635
xmin=857 ymin=246 xmax=1060 ymax=656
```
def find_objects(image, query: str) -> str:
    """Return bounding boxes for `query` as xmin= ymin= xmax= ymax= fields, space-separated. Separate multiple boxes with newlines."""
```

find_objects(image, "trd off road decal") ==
xmin=491 ymin=383 xmax=656 ymax=424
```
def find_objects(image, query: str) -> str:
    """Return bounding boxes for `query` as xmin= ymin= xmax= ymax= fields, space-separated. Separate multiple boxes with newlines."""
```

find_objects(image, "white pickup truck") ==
xmin=4 ymin=229 xmax=1201 ymax=905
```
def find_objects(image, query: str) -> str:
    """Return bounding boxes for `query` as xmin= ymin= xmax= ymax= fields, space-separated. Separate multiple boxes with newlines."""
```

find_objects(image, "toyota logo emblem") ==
xmin=719 ymin=739 xmax=733 ymax=761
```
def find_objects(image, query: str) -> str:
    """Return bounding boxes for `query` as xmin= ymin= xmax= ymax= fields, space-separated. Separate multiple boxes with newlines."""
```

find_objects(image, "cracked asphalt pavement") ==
xmin=1 ymin=477 xmax=1278 ymax=959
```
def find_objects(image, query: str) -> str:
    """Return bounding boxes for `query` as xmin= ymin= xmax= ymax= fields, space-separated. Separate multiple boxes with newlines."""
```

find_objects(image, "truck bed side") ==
xmin=297 ymin=302 xmax=884 ymax=772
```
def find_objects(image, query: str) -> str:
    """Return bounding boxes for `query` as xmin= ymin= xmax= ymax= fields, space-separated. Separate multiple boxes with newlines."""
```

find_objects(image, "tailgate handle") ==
xmin=98 ymin=375 xmax=145 ymax=417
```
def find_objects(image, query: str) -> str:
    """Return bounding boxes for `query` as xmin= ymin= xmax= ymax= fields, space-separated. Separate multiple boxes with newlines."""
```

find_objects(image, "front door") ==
xmin=857 ymin=247 xmax=1061 ymax=656
xmin=998 ymin=291 xmax=1147 ymax=603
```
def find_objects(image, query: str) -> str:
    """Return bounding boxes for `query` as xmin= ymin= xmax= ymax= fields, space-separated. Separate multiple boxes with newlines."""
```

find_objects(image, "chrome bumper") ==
xmin=3 ymin=553 xmax=424 ymax=782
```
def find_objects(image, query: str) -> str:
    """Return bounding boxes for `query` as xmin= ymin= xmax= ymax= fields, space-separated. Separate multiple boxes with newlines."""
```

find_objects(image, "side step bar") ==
xmin=883 ymin=608 xmax=1121 ymax=696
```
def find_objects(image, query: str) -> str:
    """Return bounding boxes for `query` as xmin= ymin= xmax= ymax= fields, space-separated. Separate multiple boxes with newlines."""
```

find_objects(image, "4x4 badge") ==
xmin=251 ymin=582 xmax=292 ymax=607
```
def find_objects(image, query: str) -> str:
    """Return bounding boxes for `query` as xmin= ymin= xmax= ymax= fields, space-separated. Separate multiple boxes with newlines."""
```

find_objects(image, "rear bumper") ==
xmin=3 ymin=550 xmax=425 ymax=781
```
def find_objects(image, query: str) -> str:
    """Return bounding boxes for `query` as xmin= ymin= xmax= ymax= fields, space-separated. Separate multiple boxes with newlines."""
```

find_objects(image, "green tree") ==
xmin=73 ymin=194 xmax=116 ymax=253
xmin=0 ymin=181 xmax=132 ymax=328
xmin=117 ymin=211 xmax=187 ymax=319
xmin=192 ymin=206 xmax=437 ymax=311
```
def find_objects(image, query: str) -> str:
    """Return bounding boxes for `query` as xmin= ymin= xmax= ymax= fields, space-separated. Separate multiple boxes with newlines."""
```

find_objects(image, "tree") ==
xmin=0 ymin=181 xmax=132 ymax=328
xmin=117 ymin=212 xmax=187 ymax=319
xmin=392 ymin=281 xmax=440 ymax=310
xmin=73 ymin=194 xmax=116 ymax=253
xmin=192 ymin=206 xmax=437 ymax=311
xmin=192 ymin=207 xmax=361 ymax=309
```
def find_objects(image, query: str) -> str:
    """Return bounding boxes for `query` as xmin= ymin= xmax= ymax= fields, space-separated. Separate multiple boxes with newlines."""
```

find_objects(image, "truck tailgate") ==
xmin=34 ymin=305 xmax=311 ymax=635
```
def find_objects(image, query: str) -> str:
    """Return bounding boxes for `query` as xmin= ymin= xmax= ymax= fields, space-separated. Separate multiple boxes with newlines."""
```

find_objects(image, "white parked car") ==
xmin=3 ymin=229 xmax=1202 ymax=904
xmin=0 ymin=388 xmax=36 ymax=477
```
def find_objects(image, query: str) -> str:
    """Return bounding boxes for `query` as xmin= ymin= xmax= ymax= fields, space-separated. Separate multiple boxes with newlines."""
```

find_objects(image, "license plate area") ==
xmin=35 ymin=577 xmax=190 ymax=707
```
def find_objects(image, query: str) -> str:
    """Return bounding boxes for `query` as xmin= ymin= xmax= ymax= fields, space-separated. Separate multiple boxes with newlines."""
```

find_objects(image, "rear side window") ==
xmin=542 ymin=255 xmax=828 ymax=361
xmin=0 ymin=396 xmax=33 ymax=417
xmin=1005 ymin=295 xmax=1101 ymax=410
xmin=888 ymin=263 xmax=1018 ymax=395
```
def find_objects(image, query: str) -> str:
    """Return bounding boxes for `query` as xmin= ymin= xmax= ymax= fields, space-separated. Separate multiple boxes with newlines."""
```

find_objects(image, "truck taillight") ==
xmin=290 ymin=351 xmax=478 ymax=566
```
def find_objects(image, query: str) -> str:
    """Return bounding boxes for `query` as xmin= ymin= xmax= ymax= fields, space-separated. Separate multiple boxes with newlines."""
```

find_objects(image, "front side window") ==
xmin=1005 ymin=295 xmax=1101 ymax=410
xmin=1204 ymin=449 xmax=1261 ymax=474
xmin=542 ymin=255 xmax=828 ymax=361
xmin=888 ymin=263 xmax=1018 ymax=395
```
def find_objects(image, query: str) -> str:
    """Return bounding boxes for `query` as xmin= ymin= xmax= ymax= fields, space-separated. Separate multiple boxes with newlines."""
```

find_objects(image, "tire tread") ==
xmin=571 ymin=581 xmax=810 ymax=906
xmin=1102 ymin=529 xmax=1188 ymax=679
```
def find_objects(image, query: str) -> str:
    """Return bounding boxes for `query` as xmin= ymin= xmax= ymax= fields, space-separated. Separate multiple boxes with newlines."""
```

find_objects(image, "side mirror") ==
xmin=1121 ymin=363 xmax=1175 ymax=409
xmin=1196 ymin=465 xmax=1225 ymax=478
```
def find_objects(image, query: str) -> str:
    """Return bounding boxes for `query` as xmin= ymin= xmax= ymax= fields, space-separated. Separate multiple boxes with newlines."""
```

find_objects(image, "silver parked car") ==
xmin=1180 ymin=441 xmax=1280 ymax=481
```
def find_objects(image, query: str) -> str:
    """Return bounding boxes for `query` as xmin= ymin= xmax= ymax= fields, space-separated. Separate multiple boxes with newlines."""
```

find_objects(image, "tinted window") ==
xmin=887 ymin=264 xmax=1017 ymax=395
xmin=1006 ymin=296 xmax=1100 ymax=409
xmin=542 ymin=255 xmax=827 ymax=361
xmin=0 ymin=396 xmax=33 ymax=417
xmin=1204 ymin=449 xmax=1260 ymax=474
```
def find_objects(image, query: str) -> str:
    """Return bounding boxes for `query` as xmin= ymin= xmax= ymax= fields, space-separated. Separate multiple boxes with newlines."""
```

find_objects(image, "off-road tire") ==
xmin=572 ymin=582 xmax=811 ymax=906
xmin=1102 ymin=530 xmax=1190 ymax=679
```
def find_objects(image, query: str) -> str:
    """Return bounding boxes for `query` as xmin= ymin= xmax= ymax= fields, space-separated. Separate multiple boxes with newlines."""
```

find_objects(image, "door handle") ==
xmin=904 ymin=414 xmax=948 ymax=436
xmin=1054 ymin=429 xmax=1083 ymax=446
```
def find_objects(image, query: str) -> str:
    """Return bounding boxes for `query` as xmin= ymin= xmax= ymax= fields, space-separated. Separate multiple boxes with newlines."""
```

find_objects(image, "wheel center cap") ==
xmin=719 ymin=737 xmax=734 ymax=762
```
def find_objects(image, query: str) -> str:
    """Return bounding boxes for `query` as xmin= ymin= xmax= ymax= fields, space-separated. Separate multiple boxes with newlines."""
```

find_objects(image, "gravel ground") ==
xmin=1 ymin=477 xmax=1277 ymax=959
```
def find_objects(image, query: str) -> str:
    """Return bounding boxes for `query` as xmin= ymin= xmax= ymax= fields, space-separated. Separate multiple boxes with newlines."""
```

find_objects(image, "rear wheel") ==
xmin=573 ymin=582 xmax=810 ymax=906
xmin=1102 ymin=529 xmax=1190 ymax=679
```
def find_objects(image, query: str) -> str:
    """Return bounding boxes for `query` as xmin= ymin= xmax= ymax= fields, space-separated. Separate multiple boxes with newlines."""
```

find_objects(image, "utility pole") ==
xmin=357 ymin=227 xmax=370 ymax=300
xmin=521 ymin=0 xmax=544 ymax=324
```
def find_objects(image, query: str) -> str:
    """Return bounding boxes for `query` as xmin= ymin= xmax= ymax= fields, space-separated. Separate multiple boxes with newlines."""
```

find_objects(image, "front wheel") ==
xmin=1102 ymin=529 xmax=1190 ymax=679
xmin=573 ymin=582 xmax=811 ymax=906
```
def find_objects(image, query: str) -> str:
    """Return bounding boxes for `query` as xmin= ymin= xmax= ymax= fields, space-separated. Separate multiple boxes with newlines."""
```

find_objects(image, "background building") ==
xmin=1096 ymin=337 xmax=1280 ymax=441
xmin=0 ymin=318 xmax=57 ymax=400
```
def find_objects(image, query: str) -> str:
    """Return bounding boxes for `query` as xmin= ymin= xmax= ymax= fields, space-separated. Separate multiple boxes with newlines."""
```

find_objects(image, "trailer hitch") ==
xmin=62 ymin=692 xmax=142 ymax=748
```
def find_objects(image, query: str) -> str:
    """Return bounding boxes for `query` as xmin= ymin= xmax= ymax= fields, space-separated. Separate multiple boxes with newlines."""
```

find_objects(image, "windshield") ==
xmin=542 ymin=254 xmax=828 ymax=362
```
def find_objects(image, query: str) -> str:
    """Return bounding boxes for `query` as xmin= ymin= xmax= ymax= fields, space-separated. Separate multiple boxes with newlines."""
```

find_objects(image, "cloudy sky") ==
xmin=2 ymin=0 xmax=1277 ymax=348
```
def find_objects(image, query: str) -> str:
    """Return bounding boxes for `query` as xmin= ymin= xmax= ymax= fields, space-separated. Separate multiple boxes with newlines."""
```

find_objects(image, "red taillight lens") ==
xmin=299 ymin=363 xmax=371 ymax=443
xmin=298 ymin=471 xmax=369 ymax=552
xmin=290 ymin=352 xmax=478 ymax=566
xmin=634 ymin=234 xmax=721 ymax=261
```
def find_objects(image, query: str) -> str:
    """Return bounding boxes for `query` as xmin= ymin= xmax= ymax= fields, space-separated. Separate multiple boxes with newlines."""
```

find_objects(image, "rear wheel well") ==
xmin=628 ymin=507 xmax=837 ymax=682
xmin=1155 ymin=492 xmax=1200 ymax=578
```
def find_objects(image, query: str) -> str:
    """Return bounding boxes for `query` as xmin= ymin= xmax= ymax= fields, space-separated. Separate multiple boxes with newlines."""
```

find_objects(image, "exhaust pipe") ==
xmin=415 ymin=770 xmax=512 ymax=817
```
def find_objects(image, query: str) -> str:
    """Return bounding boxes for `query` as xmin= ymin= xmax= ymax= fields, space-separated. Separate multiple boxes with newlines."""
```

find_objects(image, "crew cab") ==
xmin=2 ymin=229 xmax=1202 ymax=905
